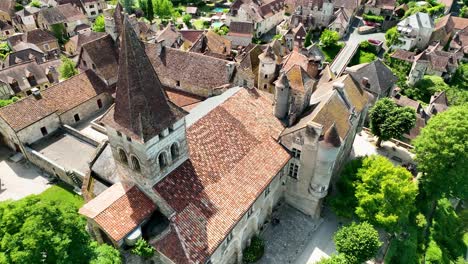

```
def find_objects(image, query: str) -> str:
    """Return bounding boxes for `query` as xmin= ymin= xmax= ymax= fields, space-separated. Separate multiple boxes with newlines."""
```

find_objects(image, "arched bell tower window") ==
xmin=131 ymin=155 xmax=141 ymax=172
xmin=118 ymin=148 xmax=128 ymax=165
xmin=171 ymin=143 xmax=179 ymax=160
xmin=158 ymin=152 xmax=168 ymax=170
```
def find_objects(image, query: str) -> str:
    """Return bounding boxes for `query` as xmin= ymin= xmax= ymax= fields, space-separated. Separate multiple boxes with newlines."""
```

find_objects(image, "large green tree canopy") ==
xmin=355 ymin=156 xmax=418 ymax=231
xmin=0 ymin=195 xmax=121 ymax=263
xmin=333 ymin=222 xmax=382 ymax=264
xmin=413 ymin=105 xmax=468 ymax=199
xmin=369 ymin=98 xmax=416 ymax=146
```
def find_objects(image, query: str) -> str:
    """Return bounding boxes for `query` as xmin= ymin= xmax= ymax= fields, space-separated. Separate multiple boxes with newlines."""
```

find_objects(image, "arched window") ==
xmin=158 ymin=152 xmax=167 ymax=170
xmin=118 ymin=148 xmax=128 ymax=165
xmin=171 ymin=143 xmax=179 ymax=160
xmin=131 ymin=155 xmax=141 ymax=172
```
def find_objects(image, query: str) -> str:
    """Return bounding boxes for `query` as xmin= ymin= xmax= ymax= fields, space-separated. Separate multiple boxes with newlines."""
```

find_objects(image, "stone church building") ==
xmin=78 ymin=17 xmax=371 ymax=264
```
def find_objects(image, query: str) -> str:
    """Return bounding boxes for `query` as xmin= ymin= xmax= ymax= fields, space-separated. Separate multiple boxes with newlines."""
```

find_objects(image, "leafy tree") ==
xmin=92 ymin=15 xmax=106 ymax=32
xmin=304 ymin=30 xmax=312 ymax=48
xmin=138 ymin=0 xmax=147 ymax=16
xmin=413 ymin=105 xmax=468 ymax=200
xmin=58 ymin=56 xmax=78 ymax=80
xmin=243 ymin=236 xmax=265 ymax=263
xmin=333 ymin=222 xmax=382 ymax=264
xmin=272 ymin=34 xmax=282 ymax=40
xmin=0 ymin=42 xmax=11 ymax=60
xmin=214 ymin=26 xmax=229 ymax=36
xmin=330 ymin=157 xmax=363 ymax=218
xmin=90 ymin=242 xmax=122 ymax=264
xmin=316 ymin=254 xmax=348 ymax=264
xmin=408 ymin=75 xmax=448 ymax=103
xmin=355 ymin=156 xmax=418 ymax=231
xmin=131 ymin=238 xmax=155 ymax=259
xmin=51 ymin=23 xmax=67 ymax=44
xmin=385 ymin=27 xmax=401 ymax=48
xmin=428 ymin=199 xmax=466 ymax=262
xmin=369 ymin=98 xmax=416 ymax=146
xmin=146 ymin=0 xmax=154 ymax=21
xmin=153 ymin=0 xmax=174 ymax=18
xmin=319 ymin=29 xmax=340 ymax=47
xmin=182 ymin=14 xmax=192 ymax=27
xmin=0 ymin=196 xmax=121 ymax=264
xmin=30 ymin=0 xmax=42 ymax=8
xmin=121 ymin=0 xmax=134 ymax=13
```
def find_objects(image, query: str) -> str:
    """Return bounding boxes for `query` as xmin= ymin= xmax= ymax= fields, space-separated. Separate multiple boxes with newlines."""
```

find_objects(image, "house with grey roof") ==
xmin=346 ymin=59 xmax=398 ymax=101
xmin=395 ymin=12 xmax=434 ymax=50
xmin=36 ymin=3 xmax=89 ymax=38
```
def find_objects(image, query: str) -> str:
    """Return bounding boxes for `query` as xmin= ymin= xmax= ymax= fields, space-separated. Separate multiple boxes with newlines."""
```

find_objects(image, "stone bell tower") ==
xmin=102 ymin=17 xmax=189 ymax=186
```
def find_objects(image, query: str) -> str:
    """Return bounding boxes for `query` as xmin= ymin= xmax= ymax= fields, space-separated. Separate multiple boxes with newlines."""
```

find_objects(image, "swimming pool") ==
xmin=212 ymin=7 xmax=225 ymax=12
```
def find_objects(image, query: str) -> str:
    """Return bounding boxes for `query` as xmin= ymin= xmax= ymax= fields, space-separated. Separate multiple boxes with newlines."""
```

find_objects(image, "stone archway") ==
xmin=223 ymin=241 xmax=239 ymax=264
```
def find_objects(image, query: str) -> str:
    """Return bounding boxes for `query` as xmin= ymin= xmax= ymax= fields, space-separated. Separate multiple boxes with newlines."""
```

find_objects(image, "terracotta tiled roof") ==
xmin=0 ymin=70 xmax=109 ymax=132
xmin=228 ymin=21 xmax=254 ymax=37
xmin=390 ymin=49 xmax=416 ymax=62
xmin=79 ymin=182 xmax=157 ymax=242
xmin=393 ymin=94 xmax=420 ymax=110
xmin=79 ymin=35 xmax=118 ymax=82
xmin=145 ymin=44 xmax=234 ymax=91
xmin=165 ymin=87 xmax=205 ymax=110
xmin=67 ymin=32 xmax=106 ymax=53
xmin=451 ymin=16 xmax=468 ymax=31
xmin=282 ymin=50 xmax=309 ymax=73
xmin=190 ymin=31 xmax=232 ymax=57
xmin=153 ymin=88 xmax=290 ymax=263
xmin=39 ymin=4 xmax=87 ymax=24
xmin=103 ymin=18 xmax=187 ymax=142
xmin=0 ymin=0 xmax=14 ymax=14
xmin=180 ymin=30 xmax=205 ymax=44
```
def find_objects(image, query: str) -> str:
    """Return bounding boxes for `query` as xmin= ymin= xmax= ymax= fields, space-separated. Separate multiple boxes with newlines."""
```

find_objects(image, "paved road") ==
xmin=0 ymin=147 xmax=51 ymax=201
xmin=293 ymin=208 xmax=343 ymax=264
xmin=330 ymin=17 xmax=387 ymax=76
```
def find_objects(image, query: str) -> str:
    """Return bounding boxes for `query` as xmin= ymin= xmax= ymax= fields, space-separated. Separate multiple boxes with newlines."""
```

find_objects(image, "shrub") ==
xmin=131 ymin=238 xmax=155 ymax=259
xmin=243 ymin=236 xmax=265 ymax=263
xmin=363 ymin=14 xmax=384 ymax=23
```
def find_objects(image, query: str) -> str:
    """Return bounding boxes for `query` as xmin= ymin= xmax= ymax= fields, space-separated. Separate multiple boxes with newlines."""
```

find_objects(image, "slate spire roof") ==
xmin=107 ymin=17 xmax=186 ymax=142
xmin=114 ymin=2 xmax=124 ymax=39
xmin=323 ymin=122 xmax=341 ymax=147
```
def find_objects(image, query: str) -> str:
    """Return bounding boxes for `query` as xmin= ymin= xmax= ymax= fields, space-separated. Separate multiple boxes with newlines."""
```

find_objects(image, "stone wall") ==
xmin=17 ymin=113 xmax=61 ymax=145
xmin=25 ymin=146 xmax=84 ymax=187
xmin=59 ymin=93 xmax=113 ymax=126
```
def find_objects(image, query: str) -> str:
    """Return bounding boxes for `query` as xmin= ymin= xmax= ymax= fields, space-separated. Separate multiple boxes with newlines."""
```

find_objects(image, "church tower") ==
xmin=258 ymin=46 xmax=280 ymax=93
xmin=102 ymin=17 xmax=189 ymax=186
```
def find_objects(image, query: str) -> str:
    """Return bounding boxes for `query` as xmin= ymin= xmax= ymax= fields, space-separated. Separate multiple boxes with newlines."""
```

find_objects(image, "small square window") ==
xmin=126 ymin=136 xmax=132 ymax=142
xmin=292 ymin=148 xmax=301 ymax=159
xmin=289 ymin=163 xmax=299 ymax=179
xmin=117 ymin=131 xmax=122 ymax=137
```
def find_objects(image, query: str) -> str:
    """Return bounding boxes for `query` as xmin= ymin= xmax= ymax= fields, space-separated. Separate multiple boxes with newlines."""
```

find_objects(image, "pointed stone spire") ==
xmin=114 ymin=2 xmax=124 ymax=39
xmin=111 ymin=17 xmax=186 ymax=142
xmin=323 ymin=123 xmax=341 ymax=148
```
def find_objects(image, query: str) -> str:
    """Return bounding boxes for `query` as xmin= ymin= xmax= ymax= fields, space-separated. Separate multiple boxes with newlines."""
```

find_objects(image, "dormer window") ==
xmin=92 ymin=64 xmax=97 ymax=70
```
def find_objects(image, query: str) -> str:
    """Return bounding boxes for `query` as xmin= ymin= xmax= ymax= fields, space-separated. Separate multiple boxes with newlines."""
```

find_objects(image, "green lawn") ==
xmin=193 ymin=19 xmax=206 ymax=29
xmin=38 ymin=183 xmax=84 ymax=209
xmin=349 ymin=50 xmax=377 ymax=66
xmin=320 ymin=44 xmax=344 ymax=62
